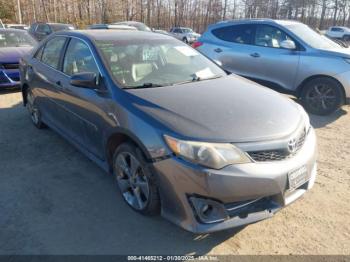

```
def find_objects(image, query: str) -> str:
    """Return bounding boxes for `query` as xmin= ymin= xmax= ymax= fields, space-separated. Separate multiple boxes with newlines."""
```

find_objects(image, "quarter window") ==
xmin=212 ymin=24 xmax=254 ymax=44
xmin=254 ymin=25 xmax=292 ymax=48
xmin=41 ymin=37 xmax=67 ymax=69
xmin=63 ymin=38 xmax=99 ymax=76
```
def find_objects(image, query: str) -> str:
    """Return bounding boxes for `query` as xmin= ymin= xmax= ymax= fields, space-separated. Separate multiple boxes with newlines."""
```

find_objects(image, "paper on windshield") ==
xmin=174 ymin=46 xmax=199 ymax=57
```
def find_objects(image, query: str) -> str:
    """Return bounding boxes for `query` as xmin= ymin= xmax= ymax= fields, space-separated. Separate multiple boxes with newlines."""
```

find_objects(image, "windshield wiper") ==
xmin=173 ymin=74 xmax=223 ymax=86
xmin=124 ymin=83 xmax=166 ymax=89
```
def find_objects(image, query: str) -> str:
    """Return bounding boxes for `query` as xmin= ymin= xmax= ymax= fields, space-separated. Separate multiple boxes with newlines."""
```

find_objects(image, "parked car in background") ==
xmin=112 ymin=21 xmax=151 ymax=31
xmin=87 ymin=24 xmax=137 ymax=30
xmin=29 ymin=22 xmax=75 ymax=41
xmin=195 ymin=19 xmax=350 ymax=115
xmin=20 ymin=30 xmax=317 ymax=233
xmin=0 ymin=29 xmax=36 ymax=89
xmin=169 ymin=27 xmax=201 ymax=43
xmin=153 ymin=29 xmax=170 ymax=35
xmin=5 ymin=24 xmax=29 ymax=30
xmin=326 ymin=26 xmax=350 ymax=41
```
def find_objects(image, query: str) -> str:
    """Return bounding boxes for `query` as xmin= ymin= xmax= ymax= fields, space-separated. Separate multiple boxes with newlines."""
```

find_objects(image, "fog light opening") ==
xmin=201 ymin=204 xmax=213 ymax=218
xmin=189 ymin=196 xmax=229 ymax=224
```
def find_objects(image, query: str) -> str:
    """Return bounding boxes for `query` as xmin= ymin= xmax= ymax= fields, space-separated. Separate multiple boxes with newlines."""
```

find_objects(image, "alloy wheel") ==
xmin=115 ymin=152 xmax=150 ymax=210
xmin=305 ymin=84 xmax=337 ymax=112
xmin=27 ymin=92 xmax=40 ymax=125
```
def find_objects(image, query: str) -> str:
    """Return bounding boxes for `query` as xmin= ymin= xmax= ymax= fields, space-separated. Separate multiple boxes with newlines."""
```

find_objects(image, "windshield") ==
xmin=0 ymin=31 xmax=36 ymax=47
xmin=182 ymin=28 xmax=193 ymax=33
xmin=96 ymin=39 xmax=226 ymax=88
xmin=285 ymin=23 xmax=341 ymax=50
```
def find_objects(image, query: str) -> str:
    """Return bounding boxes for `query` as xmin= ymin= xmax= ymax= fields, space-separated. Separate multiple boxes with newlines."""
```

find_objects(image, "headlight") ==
xmin=164 ymin=135 xmax=251 ymax=169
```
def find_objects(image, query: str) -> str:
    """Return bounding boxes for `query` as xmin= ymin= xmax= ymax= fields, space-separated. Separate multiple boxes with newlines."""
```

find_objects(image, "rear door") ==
xmin=58 ymin=38 xmax=107 ymax=158
xmin=206 ymin=24 xmax=259 ymax=78
xmin=27 ymin=36 xmax=69 ymax=128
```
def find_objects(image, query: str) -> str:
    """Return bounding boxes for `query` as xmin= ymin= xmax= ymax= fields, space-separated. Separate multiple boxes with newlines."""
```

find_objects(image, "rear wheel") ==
xmin=300 ymin=77 xmax=344 ymax=115
xmin=26 ymin=88 xmax=46 ymax=129
xmin=113 ymin=143 xmax=160 ymax=215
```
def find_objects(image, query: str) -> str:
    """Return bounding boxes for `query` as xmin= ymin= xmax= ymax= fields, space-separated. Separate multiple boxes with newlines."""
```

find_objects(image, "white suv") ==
xmin=326 ymin=26 xmax=350 ymax=41
xmin=169 ymin=27 xmax=201 ymax=43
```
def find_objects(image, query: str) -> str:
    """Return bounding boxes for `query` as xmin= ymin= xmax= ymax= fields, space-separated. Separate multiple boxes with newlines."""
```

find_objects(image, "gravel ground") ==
xmin=0 ymin=91 xmax=349 ymax=255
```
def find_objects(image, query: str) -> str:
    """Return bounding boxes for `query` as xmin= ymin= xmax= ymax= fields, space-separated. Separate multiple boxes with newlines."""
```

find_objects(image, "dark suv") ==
xmin=29 ymin=22 xmax=75 ymax=41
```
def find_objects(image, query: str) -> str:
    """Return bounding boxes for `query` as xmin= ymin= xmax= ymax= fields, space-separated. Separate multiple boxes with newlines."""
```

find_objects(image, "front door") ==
xmin=58 ymin=38 xmax=107 ymax=159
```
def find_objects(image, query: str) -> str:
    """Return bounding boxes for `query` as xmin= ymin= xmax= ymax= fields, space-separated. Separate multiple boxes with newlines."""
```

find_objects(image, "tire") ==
xmin=300 ymin=77 xmax=344 ymax=115
xmin=182 ymin=37 xmax=188 ymax=44
xmin=342 ymin=35 xmax=350 ymax=42
xmin=113 ymin=143 xmax=160 ymax=215
xmin=26 ymin=88 xmax=46 ymax=129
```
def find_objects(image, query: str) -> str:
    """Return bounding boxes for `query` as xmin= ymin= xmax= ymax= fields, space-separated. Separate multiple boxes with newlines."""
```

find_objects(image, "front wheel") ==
xmin=300 ymin=77 xmax=344 ymax=115
xmin=182 ymin=37 xmax=188 ymax=44
xmin=26 ymin=88 xmax=46 ymax=129
xmin=113 ymin=143 xmax=160 ymax=215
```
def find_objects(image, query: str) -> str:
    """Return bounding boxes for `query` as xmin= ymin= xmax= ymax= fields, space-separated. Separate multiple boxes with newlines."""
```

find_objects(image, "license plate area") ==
xmin=288 ymin=165 xmax=309 ymax=191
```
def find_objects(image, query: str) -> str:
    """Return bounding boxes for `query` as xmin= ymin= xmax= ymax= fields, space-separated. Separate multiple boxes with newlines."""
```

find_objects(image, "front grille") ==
xmin=247 ymin=128 xmax=307 ymax=162
xmin=225 ymin=197 xmax=280 ymax=218
xmin=3 ymin=63 xmax=19 ymax=70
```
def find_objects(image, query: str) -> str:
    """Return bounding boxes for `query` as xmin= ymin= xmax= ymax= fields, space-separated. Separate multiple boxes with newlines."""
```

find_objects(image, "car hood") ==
xmin=126 ymin=75 xmax=302 ymax=143
xmin=0 ymin=47 xmax=33 ymax=63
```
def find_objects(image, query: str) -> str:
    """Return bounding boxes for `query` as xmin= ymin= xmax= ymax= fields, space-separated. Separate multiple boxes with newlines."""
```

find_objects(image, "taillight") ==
xmin=192 ymin=41 xmax=203 ymax=49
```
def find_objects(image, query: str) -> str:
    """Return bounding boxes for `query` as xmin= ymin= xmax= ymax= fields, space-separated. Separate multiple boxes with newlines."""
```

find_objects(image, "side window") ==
xmin=41 ymin=37 xmax=67 ymax=69
xmin=212 ymin=24 xmax=254 ymax=44
xmin=63 ymin=38 xmax=99 ymax=76
xmin=173 ymin=28 xmax=181 ymax=33
xmin=331 ymin=27 xmax=344 ymax=32
xmin=254 ymin=25 xmax=291 ymax=48
xmin=37 ymin=24 xmax=51 ymax=34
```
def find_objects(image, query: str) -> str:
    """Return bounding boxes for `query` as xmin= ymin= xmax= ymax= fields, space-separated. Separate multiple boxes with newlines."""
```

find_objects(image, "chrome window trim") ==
xmin=35 ymin=34 xmax=104 ymax=78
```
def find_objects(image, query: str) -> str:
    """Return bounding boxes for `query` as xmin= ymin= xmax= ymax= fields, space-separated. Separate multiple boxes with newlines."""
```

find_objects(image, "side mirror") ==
xmin=280 ymin=40 xmax=296 ymax=50
xmin=70 ymin=72 xmax=98 ymax=89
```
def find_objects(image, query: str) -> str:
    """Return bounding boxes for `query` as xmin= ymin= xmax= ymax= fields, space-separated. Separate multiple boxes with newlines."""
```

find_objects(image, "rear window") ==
xmin=331 ymin=27 xmax=344 ymax=32
xmin=212 ymin=24 xmax=255 ymax=44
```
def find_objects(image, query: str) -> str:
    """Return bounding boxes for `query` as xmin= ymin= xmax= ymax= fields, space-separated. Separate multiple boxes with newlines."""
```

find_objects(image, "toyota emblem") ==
xmin=287 ymin=138 xmax=298 ymax=153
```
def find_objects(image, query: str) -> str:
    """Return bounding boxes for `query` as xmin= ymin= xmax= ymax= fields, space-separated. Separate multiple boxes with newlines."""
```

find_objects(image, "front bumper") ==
xmin=153 ymin=128 xmax=317 ymax=233
xmin=334 ymin=71 xmax=350 ymax=103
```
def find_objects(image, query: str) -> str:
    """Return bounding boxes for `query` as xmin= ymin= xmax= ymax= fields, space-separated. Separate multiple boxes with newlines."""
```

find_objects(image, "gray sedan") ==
xmin=20 ymin=30 xmax=317 ymax=233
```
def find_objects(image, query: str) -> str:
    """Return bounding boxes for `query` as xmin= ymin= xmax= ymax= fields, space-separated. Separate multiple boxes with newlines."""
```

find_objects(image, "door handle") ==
xmin=214 ymin=48 xmax=223 ymax=53
xmin=250 ymin=52 xmax=260 ymax=58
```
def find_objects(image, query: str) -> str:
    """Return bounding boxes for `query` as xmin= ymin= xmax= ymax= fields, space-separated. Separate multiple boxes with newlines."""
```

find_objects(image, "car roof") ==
xmin=55 ymin=30 xmax=174 ymax=41
xmin=0 ymin=28 xmax=29 ymax=33
xmin=212 ymin=19 xmax=302 ymax=28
